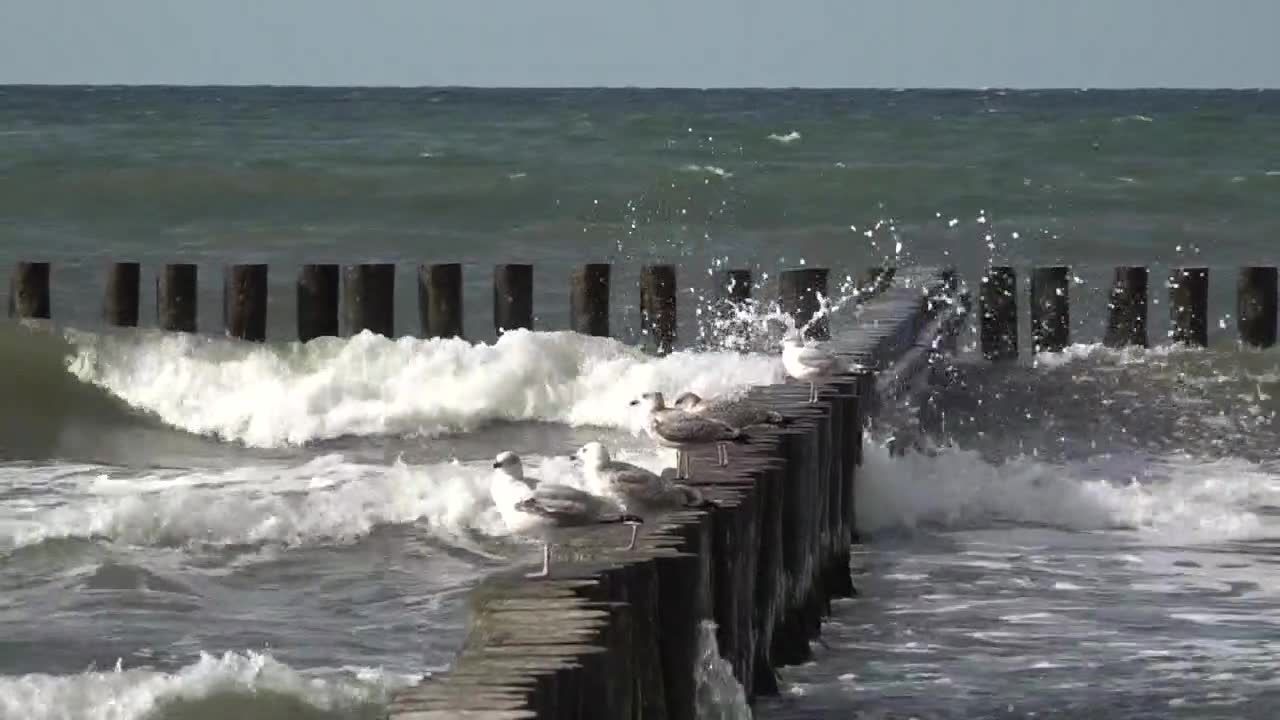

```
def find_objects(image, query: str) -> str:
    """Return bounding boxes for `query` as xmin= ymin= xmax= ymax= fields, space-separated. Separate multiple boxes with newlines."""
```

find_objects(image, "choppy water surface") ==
xmin=1 ymin=87 xmax=1277 ymax=718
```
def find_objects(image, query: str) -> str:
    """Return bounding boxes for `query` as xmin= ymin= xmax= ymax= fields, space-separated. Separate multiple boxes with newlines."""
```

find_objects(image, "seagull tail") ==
xmin=767 ymin=411 xmax=790 ymax=426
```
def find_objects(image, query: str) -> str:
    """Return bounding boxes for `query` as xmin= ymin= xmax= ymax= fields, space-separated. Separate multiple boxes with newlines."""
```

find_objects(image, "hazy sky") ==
xmin=2 ymin=0 xmax=1278 ymax=88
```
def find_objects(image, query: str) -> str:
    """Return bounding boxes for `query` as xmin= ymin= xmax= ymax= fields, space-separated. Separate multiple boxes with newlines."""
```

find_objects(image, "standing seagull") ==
xmin=782 ymin=334 xmax=846 ymax=403
xmin=630 ymin=392 xmax=748 ymax=477
xmin=673 ymin=391 xmax=790 ymax=429
xmin=492 ymin=451 xmax=643 ymax=578
xmin=574 ymin=441 xmax=714 ymax=513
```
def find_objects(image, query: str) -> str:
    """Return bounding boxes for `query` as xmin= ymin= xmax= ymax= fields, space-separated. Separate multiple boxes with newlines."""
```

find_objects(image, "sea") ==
xmin=0 ymin=86 xmax=1278 ymax=720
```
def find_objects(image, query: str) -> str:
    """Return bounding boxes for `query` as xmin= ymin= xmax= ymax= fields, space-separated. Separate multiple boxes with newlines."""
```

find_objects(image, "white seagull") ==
xmin=574 ymin=441 xmax=713 ymax=513
xmin=673 ymin=391 xmax=790 ymax=429
xmin=630 ymin=391 xmax=749 ymax=477
xmin=491 ymin=451 xmax=643 ymax=578
xmin=781 ymin=333 xmax=847 ymax=403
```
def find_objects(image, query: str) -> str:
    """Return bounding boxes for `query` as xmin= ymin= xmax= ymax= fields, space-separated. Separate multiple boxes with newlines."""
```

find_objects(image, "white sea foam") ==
xmin=65 ymin=329 xmax=784 ymax=448
xmin=694 ymin=621 xmax=752 ymax=720
xmin=856 ymin=441 xmax=1280 ymax=545
xmin=682 ymin=164 xmax=733 ymax=178
xmin=0 ymin=450 xmax=670 ymax=553
xmin=766 ymin=130 xmax=801 ymax=144
xmin=0 ymin=650 xmax=416 ymax=720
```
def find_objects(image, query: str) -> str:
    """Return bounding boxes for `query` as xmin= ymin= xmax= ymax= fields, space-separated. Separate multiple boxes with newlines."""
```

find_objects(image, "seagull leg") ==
xmin=717 ymin=442 xmax=728 ymax=467
xmin=526 ymin=543 xmax=551 ymax=579
xmin=677 ymin=450 xmax=687 ymax=479
xmin=809 ymin=381 xmax=818 ymax=403
xmin=624 ymin=523 xmax=638 ymax=551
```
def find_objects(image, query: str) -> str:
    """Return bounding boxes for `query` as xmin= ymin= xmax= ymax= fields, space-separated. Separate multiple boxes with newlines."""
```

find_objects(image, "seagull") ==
xmin=629 ymin=391 xmax=749 ymax=477
xmin=781 ymin=333 xmax=847 ymax=403
xmin=673 ymin=391 xmax=790 ymax=429
xmin=492 ymin=451 xmax=643 ymax=578
xmin=573 ymin=441 xmax=714 ymax=513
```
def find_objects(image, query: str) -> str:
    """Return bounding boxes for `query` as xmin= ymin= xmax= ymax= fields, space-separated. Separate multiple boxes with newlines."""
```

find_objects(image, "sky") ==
xmin=2 ymin=0 xmax=1278 ymax=88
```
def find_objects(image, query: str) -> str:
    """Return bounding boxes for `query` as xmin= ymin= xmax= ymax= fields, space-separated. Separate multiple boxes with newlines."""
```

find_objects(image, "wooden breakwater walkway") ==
xmin=383 ymin=267 xmax=967 ymax=720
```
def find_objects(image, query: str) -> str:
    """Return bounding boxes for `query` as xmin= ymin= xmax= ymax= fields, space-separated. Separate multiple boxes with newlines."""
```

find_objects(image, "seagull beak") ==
xmin=628 ymin=400 xmax=640 ymax=406
xmin=492 ymin=461 xmax=502 ymax=468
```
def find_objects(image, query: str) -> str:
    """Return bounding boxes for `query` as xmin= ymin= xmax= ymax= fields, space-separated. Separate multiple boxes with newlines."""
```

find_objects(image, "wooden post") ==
xmin=722 ymin=269 xmax=752 ymax=305
xmin=8 ymin=262 xmax=51 ymax=319
xmin=297 ymin=264 xmax=339 ymax=342
xmin=1238 ymin=266 xmax=1277 ymax=348
xmin=1169 ymin=267 xmax=1208 ymax=347
xmin=1104 ymin=266 xmax=1148 ymax=348
xmin=779 ymin=268 xmax=830 ymax=340
xmin=493 ymin=263 xmax=533 ymax=335
xmin=570 ymin=264 xmax=611 ymax=337
xmin=419 ymin=263 xmax=463 ymax=339
xmin=223 ymin=264 xmax=268 ymax=342
xmin=157 ymin=263 xmax=197 ymax=332
xmin=640 ymin=264 xmax=677 ymax=354
xmin=343 ymin=263 xmax=395 ymax=337
xmin=980 ymin=266 xmax=1017 ymax=360
xmin=103 ymin=262 xmax=140 ymax=327
xmin=1030 ymin=265 xmax=1069 ymax=353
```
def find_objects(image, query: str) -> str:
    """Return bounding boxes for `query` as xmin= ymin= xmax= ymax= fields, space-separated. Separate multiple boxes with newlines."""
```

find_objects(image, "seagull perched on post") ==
xmin=630 ymin=391 xmax=749 ymax=477
xmin=781 ymin=332 xmax=847 ymax=403
xmin=673 ymin=391 xmax=790 ymax=429
xmin=491 ymin=451 xmax=643 ymax=578
xmin=573 ymin=441 xmax=714 ymax=513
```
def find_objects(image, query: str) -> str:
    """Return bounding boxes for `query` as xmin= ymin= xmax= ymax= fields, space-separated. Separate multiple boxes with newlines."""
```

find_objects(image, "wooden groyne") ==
xmin=384 ymin=267 xmax=967 ymax=719
xmin=980 ymin=264 xmax=1279 ymax=357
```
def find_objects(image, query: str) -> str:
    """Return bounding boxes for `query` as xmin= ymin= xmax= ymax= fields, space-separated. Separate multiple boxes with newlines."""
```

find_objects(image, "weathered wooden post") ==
xmin=570 ymin=263 xmax=611 ymax=337
xmin=104 ymin=262 xmax=140 ymax=327
xmin=493 ymin=263 xmax=533 ymax=335
xmin=1030 ymin=265 xmax=1069 ymax=353
xmin=1169 ymin=267 xmax=1208 ymax=347
xmin=1238 ymin=266 xmax=1277 ymax=349
xmin=297 ymin=264 xmax=339 ymax=342
xmin=640 ymin=264 xmax=677 ymax=354
xmin=1104 ymin=265 xmax=1148 ymax=348
xmin=343 ymin=263 xmax=395 ymax=337
xmin=8 ymin=262 xmax=51 ymax=319
xmin=157 ymin=263 xmax=197 ymax=332
xmin=779 ymin=268 xmax=830 ymax=340
xmin=723 ymin=269 xmax=752 ymax=305
xmin=223 ymin=264 xmax=268 ymax=342
xmin=980 ymin=266 xmax=1017 ymax=360
xmin=419 ymin=263 xmax=463 ymax=339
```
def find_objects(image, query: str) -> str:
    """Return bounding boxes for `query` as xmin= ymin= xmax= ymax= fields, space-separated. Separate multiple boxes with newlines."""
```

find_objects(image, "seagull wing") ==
xmin=653 ymin=410 xmax=742 ymax=442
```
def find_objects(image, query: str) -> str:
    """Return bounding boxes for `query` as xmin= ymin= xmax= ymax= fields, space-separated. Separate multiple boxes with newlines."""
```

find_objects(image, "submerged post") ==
xmin=779 ymin=267 xmax=830 ymax=340
xmin=1169 ymin=267 xmax=1208 ymax=347
xmin=570 ymin=263 xmax=610 ymax=337
xmin=1237 ymin=266 xmax=1277 ymax=349
xmin=493 ymin=263 xmax=533 ymax=335
xmin=104 ymin=262 xmax=140 ymax=327
xmin=419 ymin=263 xmax=463 ymax=339
xmin=640 ymin=264 xmax=677 ymax=354
xmin=343 ymin=263 xmax=395 ymax=337
xmin=8 ymin=262 xmax=51 ymax=319
xmin=223 ymin=264 xmax=268 ymax=342
xmin=157 ymin=263 xmax=197 ymax=332
xmin=1030 ymin=266 xmax=1069 ymax=353
xmin=297 ymin=264 xmax=340 ymax=342
xmin=1104 ymin=266 xmax=1148 ymax=348
xmin=980 ymin=266 xmax=1017 ymax=360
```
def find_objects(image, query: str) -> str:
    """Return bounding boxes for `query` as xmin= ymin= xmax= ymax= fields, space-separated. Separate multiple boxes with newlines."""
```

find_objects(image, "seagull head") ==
xmin=492 ymin=451 xmax=524 ymax=479
xmin=574 ymin=441 xmax=610 ymax=468
xmin=630 ymin=391 xmax=666 ymax=412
